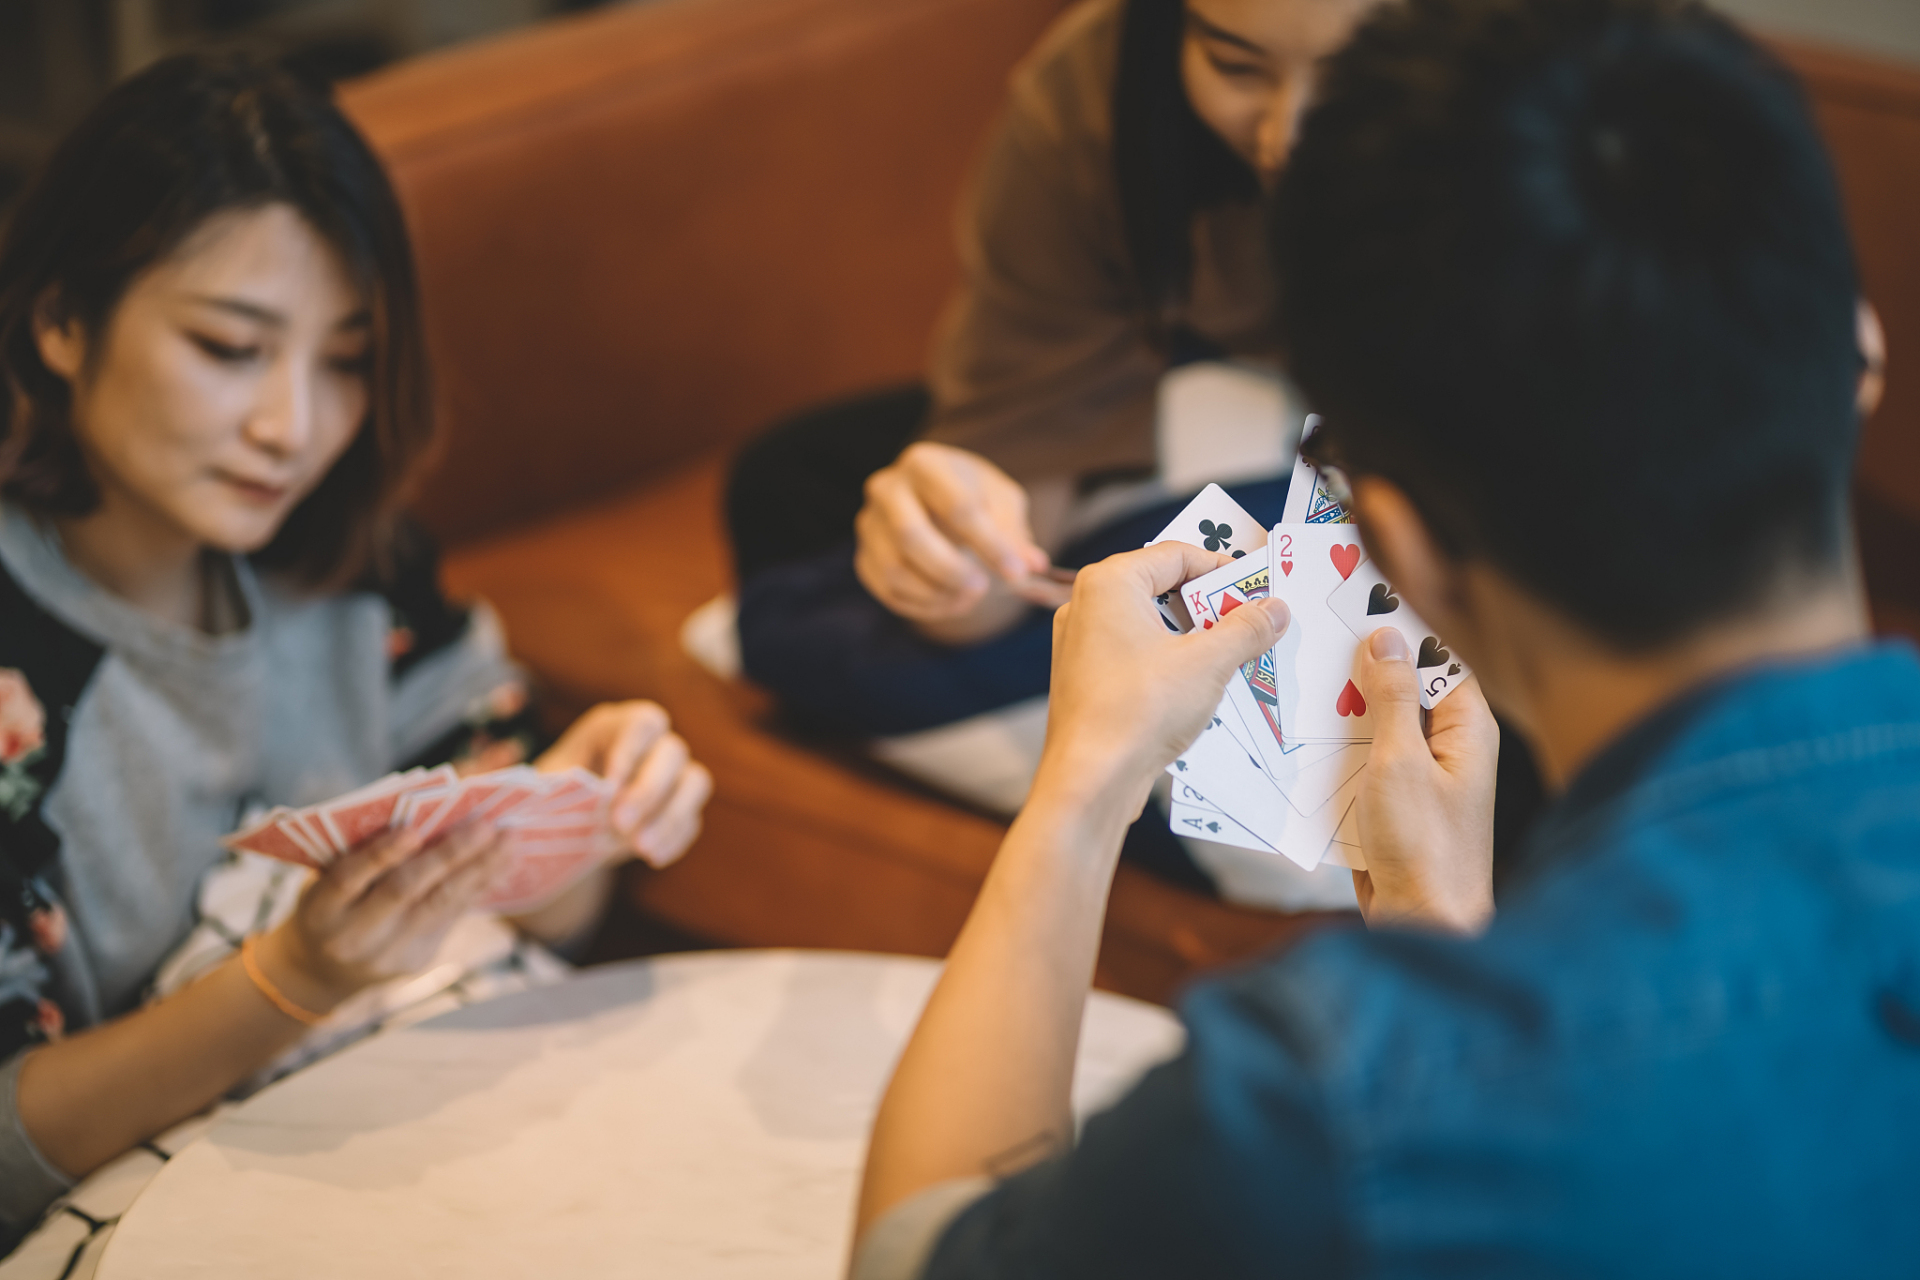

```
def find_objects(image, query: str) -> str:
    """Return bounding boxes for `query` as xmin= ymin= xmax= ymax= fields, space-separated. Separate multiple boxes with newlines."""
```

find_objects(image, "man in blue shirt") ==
xmin=849 ymin=0 xmax=1918 ymax=1274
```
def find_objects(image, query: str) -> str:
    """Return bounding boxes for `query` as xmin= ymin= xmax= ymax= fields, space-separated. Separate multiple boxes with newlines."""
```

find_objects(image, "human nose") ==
xmin=244 ymin=352 xmax=313 ymax=459
xmin=1255 ymin=68 xmax=1314 ymax=180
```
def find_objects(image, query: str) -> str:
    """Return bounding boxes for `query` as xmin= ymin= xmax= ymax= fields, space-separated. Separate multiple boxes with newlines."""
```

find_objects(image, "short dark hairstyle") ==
xmin=0 ymin=50 xmax=432 ymax=589
xmin=1275 ymin=0 xmax=1862 ymax=648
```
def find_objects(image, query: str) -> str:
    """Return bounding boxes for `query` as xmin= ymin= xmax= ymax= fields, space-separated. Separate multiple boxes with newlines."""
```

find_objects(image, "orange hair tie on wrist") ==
xmin=240 ymin=935 xmax=327 ymax=1026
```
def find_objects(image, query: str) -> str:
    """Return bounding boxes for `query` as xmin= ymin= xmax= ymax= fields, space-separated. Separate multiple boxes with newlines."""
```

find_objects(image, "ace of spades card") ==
xmin=1322 ymin=558 xmax=1471 ymax=710
xmin=1146 ymin=483 xmax=1267 ymax=632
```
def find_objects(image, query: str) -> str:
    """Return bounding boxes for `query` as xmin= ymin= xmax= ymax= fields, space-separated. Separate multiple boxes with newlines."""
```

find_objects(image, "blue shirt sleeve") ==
xmin=921 ymin=977 xmax=1354 ymax=1279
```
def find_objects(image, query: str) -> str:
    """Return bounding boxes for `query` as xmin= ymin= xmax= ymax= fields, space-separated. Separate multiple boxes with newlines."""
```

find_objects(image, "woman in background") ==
xmin=0 ymin=52 xmax=710 ymax=1253
xmin=728 ymin=0 xmax=1430 ymax=898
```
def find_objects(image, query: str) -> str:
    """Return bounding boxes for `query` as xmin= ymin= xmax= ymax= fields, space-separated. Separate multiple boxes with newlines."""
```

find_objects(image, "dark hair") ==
xmin=0 ymin=50 xmax=432 ymax=588
xmin=1114 ymin=0 xmax=1263 ymax=334
xmin=1275 ymin=0 xmax=1861 ymax=648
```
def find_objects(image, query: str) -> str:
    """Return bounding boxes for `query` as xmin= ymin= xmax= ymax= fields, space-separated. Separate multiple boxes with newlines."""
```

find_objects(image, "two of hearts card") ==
xmin=1149 ymin=455 xmax=1470 ymax=872
xmin=223 ymin=764 xmax=620 ymax=915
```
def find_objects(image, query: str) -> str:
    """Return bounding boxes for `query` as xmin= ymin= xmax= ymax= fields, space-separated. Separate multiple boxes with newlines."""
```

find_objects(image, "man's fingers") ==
xmin=1192 ymin=595 xmax=1290 ymax=676
xmin=1127 ymin=541 xmax=1238 ymax=598
xmin=1358 ymin=627 xmax=1425 ymax=762
xmin=1424 ymin=675 xmax=1499 ymax=770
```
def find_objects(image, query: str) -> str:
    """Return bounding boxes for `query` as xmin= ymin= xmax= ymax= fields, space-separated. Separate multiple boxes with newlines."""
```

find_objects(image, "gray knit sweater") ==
xmin=0 ymin=503 xmax=528 ymax=1234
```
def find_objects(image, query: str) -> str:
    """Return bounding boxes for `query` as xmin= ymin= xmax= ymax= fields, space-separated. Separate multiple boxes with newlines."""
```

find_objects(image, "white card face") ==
xmin=1147 ymin=484 xmax=1268 ymax=632
xmin=1264 ymin=525 xmax=1375 ymax=742
xmin=1321 ymin=557 xmax=1471 ymax=710
xmin=1168 ymin=798 xmax=1275 ymax=855
xmin=1278 ymin=416 xmax=1352 ymax=526
xmin=1180 ymin=547 xmax=1292 ymax=757
xmin=1167 ymin=715 xmax=1360 ymax=870
xmin=1323 ymin=799 xmax=1366 ymax=871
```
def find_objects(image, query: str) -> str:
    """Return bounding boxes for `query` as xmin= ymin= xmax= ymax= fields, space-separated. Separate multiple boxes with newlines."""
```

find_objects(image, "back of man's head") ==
xmin=1274 ymin=0 xmax=1861 ymax=650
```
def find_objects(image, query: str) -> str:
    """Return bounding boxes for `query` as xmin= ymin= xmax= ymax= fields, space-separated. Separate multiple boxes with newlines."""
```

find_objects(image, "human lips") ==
xmin=213 ymin=469 xmax=295 ymax=505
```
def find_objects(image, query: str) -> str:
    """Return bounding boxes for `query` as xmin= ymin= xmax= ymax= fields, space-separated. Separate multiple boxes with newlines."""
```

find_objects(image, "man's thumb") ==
xmin=1201 ymin=595 xmax=1290 ymax=674
xmin=1359 ymin=626 xmax=1423 ymax=748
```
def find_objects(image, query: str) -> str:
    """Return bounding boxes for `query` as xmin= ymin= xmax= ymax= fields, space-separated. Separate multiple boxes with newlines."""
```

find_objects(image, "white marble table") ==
xmin=99 ymin=950 xmax=1184 ymax=1279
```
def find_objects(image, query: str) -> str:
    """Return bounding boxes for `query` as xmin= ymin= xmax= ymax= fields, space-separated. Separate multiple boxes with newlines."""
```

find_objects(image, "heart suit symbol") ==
xmin=1336 ymin=679 xmax=1366 ymax=718
xmin=1366 ymin=582 xmax=1399 ymax=615
xmin=1280 ymin=560 xmax=1293 ymax=576
xmin=1417 ymin=636 xmax=1450 ymax=668
xmin=1330 ymin=544 xmax=1361 ymax=580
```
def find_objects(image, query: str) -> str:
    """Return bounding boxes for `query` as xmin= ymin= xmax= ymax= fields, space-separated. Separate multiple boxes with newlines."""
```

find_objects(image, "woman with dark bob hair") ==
xmin=0 ymin=52 xmax=711 ymax=1251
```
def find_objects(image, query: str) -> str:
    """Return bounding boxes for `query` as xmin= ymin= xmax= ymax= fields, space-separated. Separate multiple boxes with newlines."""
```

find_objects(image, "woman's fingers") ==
xmin=634 ymin=762 xmax=713 ymax=867
xmin=312 ymin=826 xmax=426 ymax=914
xmin=597 ymin=701 xmax=672 ymax=795
xmin=405 ymin=831 xmax=514 ymax=940
xmin=367 ymin=821 xmax=502 ymax=915
xmin=864 ymin=470 xmax=986 ymax=600
xmin=611 ymin=732 xmax=692 ymax=837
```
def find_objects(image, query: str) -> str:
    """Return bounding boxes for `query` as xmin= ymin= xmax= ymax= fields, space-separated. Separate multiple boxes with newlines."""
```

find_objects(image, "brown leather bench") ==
xmin=338 ymin=0 xmax=1920 ymax=1004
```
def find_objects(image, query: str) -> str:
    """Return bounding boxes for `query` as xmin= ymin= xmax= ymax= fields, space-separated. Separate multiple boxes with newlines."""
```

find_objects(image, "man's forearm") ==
xmin=855 ymin=767 xmax=1137 ymax=1236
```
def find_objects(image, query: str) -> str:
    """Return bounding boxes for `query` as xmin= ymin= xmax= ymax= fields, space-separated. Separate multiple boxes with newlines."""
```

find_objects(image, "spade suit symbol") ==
xmin=1366 ymin=583 xmax=1400 ymax=616
xmin=1416 ymin=636 xmax=1450 ymax=669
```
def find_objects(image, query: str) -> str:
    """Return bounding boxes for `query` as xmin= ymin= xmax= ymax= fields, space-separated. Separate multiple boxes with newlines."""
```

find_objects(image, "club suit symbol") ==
xmin=1198 ymin=520 xmax=1232 ymax=552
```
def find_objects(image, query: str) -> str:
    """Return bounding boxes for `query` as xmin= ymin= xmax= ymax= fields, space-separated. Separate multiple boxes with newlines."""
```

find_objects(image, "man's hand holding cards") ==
xmin=1146 ymin=466 xmax=1472 ymax=875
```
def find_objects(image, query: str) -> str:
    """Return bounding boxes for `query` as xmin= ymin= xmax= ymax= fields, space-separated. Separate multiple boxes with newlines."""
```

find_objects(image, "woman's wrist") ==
xmin=253 ymin=924 xmax=356 ymax=1016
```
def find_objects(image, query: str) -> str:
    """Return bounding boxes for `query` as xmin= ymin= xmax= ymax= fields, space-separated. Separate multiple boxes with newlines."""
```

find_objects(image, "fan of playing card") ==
xmin=223 ymin=764 xmax=621 ymax=915
xmin=1150 ymin=418 xmax=1471 ymax=874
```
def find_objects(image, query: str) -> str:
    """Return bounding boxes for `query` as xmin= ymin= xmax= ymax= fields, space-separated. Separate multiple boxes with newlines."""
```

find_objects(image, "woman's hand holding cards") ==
xmin=537 ymin=700 xmax=714 ymax=869
xmin=1351 ymin=629 xmax=1499 ymax=934
xmin=260 ymin=821 xmax=512 ymax=1015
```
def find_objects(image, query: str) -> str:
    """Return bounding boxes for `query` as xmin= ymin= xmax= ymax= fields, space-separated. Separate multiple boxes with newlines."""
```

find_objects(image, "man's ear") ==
xmin=33 ymin=291 xmax=87 ymax=384
xmin=1348 ymin=476 xmax=1467 ymax=640
xmin=1858 ymin=299 xmax=1886 ymax=420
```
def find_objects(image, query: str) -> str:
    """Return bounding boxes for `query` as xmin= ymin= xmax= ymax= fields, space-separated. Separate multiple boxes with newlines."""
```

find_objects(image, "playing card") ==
xmin=1323 ymin=800 xmax=1366 ymax=871
xmin=280 ymin=812 xmax=336 ymax=864
xmin=1167 ymin=715 xmax=1359 ymax=870
xmin=1146 ymin=483 xmax=1268 ymax=631
xmin=1278 ymin=415 xmax=1352 ymax=526
xmin=477 ymin=845 xmax=604 ymax=915
xmin=1179 ymin=546 xmax=1299 ymax=756
xmin=224 ymin=765 xmax=620 ymax=918
xmin=315 ymin=768 xmax=440 ymax=852
xmin=1261 ymin=524 xmax=1376 ymax=742
xmin=224 ymin=811 xmax=323 ymax=869
xmin=1168 ymin=798 xmax=1275 ymax=855
xmin=1322 ymin=559 xmax=1470 ymax=710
